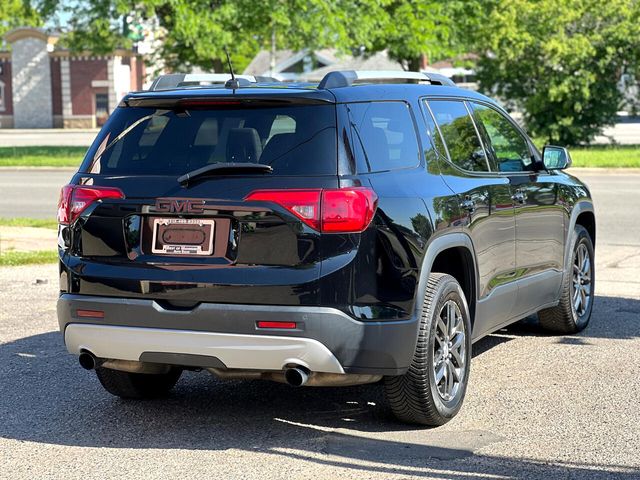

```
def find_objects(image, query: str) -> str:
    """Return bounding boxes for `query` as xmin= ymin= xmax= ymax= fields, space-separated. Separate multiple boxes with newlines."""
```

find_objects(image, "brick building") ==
xmin=0 ymin=27 xmax=145 ymax=129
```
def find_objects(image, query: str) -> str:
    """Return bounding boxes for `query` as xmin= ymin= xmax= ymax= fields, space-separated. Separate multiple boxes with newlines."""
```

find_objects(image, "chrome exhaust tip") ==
xmin=284 ymin=367 xmax=310 ymax=387
xmin=78 ymin=352 xmax=97 ymax=370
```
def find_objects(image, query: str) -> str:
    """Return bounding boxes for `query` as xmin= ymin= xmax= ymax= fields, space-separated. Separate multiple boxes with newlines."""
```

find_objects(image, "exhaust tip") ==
xmin=284 ymin=367 xmax=310 ymax=387
xmin=79 ymin=352 xmax=97 ymax=370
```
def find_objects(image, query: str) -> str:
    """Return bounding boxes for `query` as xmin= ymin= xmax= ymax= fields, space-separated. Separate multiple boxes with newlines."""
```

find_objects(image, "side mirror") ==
xmin=542 ymin=145 xmax=572 ymax=170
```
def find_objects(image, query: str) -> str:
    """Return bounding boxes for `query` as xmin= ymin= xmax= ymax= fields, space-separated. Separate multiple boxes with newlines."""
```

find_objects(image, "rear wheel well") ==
xmin=430 ymin=247 xmax=476 ymax=326
xmin=576 ymin=211 xmax=596 ymax=247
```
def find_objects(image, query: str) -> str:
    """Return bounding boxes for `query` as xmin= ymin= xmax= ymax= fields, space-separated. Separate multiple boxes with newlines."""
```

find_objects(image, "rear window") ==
xmin=82 ymin=104 xmax=337 ymax=176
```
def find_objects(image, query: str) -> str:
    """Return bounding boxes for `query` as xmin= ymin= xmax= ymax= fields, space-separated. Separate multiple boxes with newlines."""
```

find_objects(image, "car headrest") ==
xmin=226 ymin=128 xmax=262 ymax=163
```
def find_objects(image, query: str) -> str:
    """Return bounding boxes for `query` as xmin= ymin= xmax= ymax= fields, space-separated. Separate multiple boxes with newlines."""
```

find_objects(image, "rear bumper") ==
xmin=57 ymin=294 xmax=420 ymax=375
xmin=65 ymin=324 xmax=345 ymax=373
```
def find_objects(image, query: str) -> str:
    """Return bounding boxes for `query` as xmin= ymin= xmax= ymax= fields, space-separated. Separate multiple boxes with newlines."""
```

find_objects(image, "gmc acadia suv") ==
xmin=56 ymin=71 xmax=595 ymax=425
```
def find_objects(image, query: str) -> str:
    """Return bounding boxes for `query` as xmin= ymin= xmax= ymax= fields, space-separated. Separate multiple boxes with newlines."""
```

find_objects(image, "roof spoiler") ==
xmin=148 ymin=73 xmax=280 ymax=91
xmin=317 ymin=70 xmax=456 ymax=89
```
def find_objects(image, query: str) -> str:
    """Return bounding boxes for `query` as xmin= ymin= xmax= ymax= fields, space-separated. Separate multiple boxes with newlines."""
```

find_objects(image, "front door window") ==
xmin=471 ymin=103 xmax=532 ymax=172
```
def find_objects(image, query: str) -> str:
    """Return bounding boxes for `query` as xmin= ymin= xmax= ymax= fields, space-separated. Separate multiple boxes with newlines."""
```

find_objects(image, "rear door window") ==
xmin=346 ymin=101 xmax=420 ymax=173
xmin=425 ymin=100 xmax=490 ymax=173
xmin=84 ymin=104 xmax=337 ymax=176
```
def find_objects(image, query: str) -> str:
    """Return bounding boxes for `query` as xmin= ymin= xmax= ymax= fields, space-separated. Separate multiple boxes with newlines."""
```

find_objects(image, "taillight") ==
xmin=244 ymin=189 xmax=322 ymax=230
xmin=321 ymin=188 xmax=378 ymax=233
xmin=57 ymin=184 xmax=125 ymax=225
xmin=244 ymin=187 xmax=377 ymax=233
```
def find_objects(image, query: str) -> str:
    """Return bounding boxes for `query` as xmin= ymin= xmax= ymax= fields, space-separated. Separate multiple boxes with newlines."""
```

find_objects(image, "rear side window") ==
xmin=83 ymin=104 xmax=337 ymax=176
xmin=426 ymin=100 xmax=489 ymax=172
xmin=347 ymin=101 xmax=420 ymax=173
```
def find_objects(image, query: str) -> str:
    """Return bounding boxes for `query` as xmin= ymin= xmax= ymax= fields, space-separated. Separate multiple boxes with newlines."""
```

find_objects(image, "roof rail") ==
xmin=317 ymin=70 xmax=456 ymax=89
xmin=148 ymin=73 xmax=280 ymax=91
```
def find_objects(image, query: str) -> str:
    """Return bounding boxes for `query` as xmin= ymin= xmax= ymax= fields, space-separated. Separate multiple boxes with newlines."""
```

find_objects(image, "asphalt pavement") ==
xmin=0 ymin=172 xmax=639 ymax=479
xmin=0 ymin=129 xmax=98 ymax=147
xmin=0 ymin=169 xmax=73 ymax=218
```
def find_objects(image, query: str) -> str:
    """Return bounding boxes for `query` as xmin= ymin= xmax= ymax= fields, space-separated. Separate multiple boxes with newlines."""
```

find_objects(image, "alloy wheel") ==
xmin=572 ymin=243 xmax=592 ymax=318
xmin=433 ymin=300 xmax=467 ymax=402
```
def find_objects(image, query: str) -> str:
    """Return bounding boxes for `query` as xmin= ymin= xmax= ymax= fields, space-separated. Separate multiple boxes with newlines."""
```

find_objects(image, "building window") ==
xmin=95 ymin=93 xmax=109 ymax=126
xmin=95 ymin=93 xmax=109 ymax=116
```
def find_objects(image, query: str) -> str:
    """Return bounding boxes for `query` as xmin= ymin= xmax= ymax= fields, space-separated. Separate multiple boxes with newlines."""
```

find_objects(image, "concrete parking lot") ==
xmin=0 ymin=172 xmax=639 ymax=479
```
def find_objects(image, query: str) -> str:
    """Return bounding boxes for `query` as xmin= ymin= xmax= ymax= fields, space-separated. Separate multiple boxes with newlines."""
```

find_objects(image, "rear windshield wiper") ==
xmin=178 ymin=163 xmax=273 ymax=186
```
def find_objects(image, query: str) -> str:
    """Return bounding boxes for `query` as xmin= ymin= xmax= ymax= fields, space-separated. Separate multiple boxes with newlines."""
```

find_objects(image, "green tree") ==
xmin=0 ymin=1 xmax=44 ymax=36
xmin=376 ymin=0 xmax=463 ymax=70
xmin=468 ymin=0 xmax=640 ymax=146
xmin=61 ymin=0 xmax=134 ymax=54
xmin=60 ymin=0 xmax=390 ymax=73
xmin=58 ymin=0 xmax=469 ymax=74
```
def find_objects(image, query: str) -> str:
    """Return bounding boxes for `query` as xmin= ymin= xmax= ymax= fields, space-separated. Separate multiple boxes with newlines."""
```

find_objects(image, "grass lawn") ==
xmin=570 ymin=145 xmax=640 ymax=168
xmin=0 ymin=250 xmax=57 ymax=266
xmin=0 ymin=144 xmax=639 ymax=168
xmin=0 ymin=217 xmax=58 ymax=229
xmin=0 ymin=146 xmax=86 ymax=167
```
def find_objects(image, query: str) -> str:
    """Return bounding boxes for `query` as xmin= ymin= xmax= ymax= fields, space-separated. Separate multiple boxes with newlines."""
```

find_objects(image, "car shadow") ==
xmin=0 ymin=295 xmax=638 ymax=478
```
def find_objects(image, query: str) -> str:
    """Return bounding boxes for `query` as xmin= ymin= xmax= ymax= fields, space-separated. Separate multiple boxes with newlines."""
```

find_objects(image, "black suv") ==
xmin=57 ymin=71 xmax=595 ymax=425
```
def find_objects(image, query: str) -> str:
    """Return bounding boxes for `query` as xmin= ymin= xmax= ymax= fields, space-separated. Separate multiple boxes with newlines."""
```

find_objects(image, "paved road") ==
xmin=576 ymin=172 xmax=640 ymax=247
xmin=0 ymin=169 xmax=73 ymax=219
xmin=0 ymin=129 xmax=98 ymax=147
xmin=594 ymin=118 xmax=640 ymax=145
xmin=0 ymin=169 xmax=638 ymax=248
xmin=0 ymin=172 xmax=639 ymax=479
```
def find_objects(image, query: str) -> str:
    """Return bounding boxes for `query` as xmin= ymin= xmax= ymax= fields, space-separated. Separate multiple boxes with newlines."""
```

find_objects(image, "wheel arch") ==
xmin=417 ymin=233 xmax=478 ymax=328
xmin=576 ymin=210 xmax=596 ymax=247
xmin=565 ymin=201 xmax=596 ymax=267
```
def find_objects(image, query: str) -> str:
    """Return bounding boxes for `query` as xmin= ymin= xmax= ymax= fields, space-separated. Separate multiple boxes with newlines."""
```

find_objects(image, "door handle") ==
xmin=460 ymin=197 xmax=475 ymax=213
xmin=512 ymin=190 xmax=526 ymax=204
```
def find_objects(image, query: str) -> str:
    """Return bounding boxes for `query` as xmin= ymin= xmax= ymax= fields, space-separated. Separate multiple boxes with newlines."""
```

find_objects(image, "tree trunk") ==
xmin=407 ymin=56 xmax=422 ymax=72
xmin=212 ymin=58 xmax=224 ymax=73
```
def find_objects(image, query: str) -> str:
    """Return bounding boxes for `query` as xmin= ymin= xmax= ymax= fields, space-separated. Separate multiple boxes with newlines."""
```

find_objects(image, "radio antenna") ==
xmin=224 ymin=47 xmax=240 ymax=90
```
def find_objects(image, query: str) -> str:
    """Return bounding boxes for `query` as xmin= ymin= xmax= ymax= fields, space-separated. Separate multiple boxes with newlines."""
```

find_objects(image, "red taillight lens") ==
xmin=57 ymin=185 xmax=125 ymax=225
xmin=245 ymin=189 xmax=322 ymax=230
xmin=321 ymin=187 xmax=378 ymax=233
xmin=244 ymin=187 xmax=377 ymax=233
xmin=57 ymin=185 xmax=74 ymax=224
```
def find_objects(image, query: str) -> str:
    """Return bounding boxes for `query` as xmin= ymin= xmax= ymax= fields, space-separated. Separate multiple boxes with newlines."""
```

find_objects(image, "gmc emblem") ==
xmin=154 ymin=199 xmax=205 ymax=214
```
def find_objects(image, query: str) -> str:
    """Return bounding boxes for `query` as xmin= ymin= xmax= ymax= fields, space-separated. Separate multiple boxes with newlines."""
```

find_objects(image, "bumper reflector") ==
xmin=76 ymin=309 xmax=105 ymax=319
xmin=257 ymin=321 xmax=297 ymax=329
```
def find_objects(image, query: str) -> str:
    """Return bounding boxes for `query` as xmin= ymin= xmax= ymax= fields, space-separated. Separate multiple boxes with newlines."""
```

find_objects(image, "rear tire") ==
xmin=95 ymin=366 xmax=182 ymax=399
xmin=384 ymin=273 xmax=472 ymax=426
xmin=538 ymin=225 xmax=594 ymax=334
